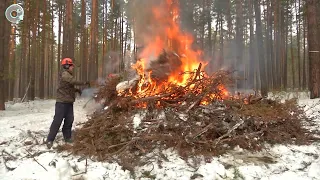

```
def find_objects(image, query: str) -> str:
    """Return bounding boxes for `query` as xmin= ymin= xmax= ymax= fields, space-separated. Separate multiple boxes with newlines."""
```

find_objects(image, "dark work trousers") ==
xmin=47 ymin=102 xmax=74 ymax=142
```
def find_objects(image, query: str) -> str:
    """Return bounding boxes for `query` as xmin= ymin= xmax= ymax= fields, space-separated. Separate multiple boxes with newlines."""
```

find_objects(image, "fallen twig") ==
xmin=135 ymin=143 xmax=147 ymax=153
xmin=191 ymin=123 xmax=215 ymax=139
xmin=2 ymin=158 xmax=16 ymax=171
xmin=62 ymin=152 xmax=73 ymax=158
xmin=83 ymin=97 xmax=94 ymax=108
xmin=186 ymin=92 xmax=207 ymax=112
xmin=2 ymin=150 xmax=17 ymax=160
xmin=104 ymin=139 xmax=137 ymax=159
xmin=27 ymin=130 xmax=40 ymax=145
xmin=26 ymin=150 xmax=48 ymax=171
xmin=212 ymin=119 xmax=245 ymax=148
xmin=1 ymin=150 xmax=18 ymax=171
xmin=21 ymin=78 xmax=31 ymax=102
xmin=27 ymin=150 xmax=52 ymax=158
xmin=130 ymin=92 xmax=176 ymax=104
xmin=219 ymin=130 xmax=264 ymax=144
xmin=108 ymin=141 xmax=132 ymax=149
xmin=0 ymin=141 xmax=8 ymax=145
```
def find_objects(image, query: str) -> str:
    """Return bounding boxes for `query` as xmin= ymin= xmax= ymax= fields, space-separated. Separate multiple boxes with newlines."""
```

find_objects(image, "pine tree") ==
xmin=306 ymin=0 xmax=320 ymax=98
xmin=0 ymin=0 xmax=12 ymax=110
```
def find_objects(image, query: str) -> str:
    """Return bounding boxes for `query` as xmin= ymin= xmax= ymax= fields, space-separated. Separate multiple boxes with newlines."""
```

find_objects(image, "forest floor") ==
xmin=0 ymin=92 xmax=320 ymax=180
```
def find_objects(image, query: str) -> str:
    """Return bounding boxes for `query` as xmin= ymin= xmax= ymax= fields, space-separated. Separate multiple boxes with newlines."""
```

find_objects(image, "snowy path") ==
xmin=0 ymin=98 xmax=320 ymax=180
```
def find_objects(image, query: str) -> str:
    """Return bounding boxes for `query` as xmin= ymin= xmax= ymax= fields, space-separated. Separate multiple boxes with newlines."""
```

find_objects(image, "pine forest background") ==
xmin=1 ymin=0 xmax=320 ymax=110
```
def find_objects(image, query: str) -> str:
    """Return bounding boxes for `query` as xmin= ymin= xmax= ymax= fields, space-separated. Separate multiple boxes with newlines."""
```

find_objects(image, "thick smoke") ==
xmin=128 ymin=0 xmax=174 ymax=59
xmin=104 ymin=51 xmax=121 ymax=76
xmin=125 ymin=0 xmax=252 ymax=90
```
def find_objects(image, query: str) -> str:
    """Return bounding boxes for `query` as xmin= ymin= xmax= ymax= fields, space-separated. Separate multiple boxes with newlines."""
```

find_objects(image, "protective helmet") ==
xmin=61 ymin=58 xmax=73 ymax=69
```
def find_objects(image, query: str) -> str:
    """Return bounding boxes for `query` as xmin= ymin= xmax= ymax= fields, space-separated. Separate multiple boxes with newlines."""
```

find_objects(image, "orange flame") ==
xmin=200 ymin=85 xmax=229 ymax=105
xmin=129 ymin=1 xmax=206 ymax=96
xmin=123 ymin=0 xmax=228 ymax=104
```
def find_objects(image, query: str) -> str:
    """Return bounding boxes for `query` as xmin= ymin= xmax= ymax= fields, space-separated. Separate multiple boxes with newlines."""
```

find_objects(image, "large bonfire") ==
xmin=62 ymin=0 xmax=312 ymax=170
xmin=114 ymin=0 xmax=229 ymax=106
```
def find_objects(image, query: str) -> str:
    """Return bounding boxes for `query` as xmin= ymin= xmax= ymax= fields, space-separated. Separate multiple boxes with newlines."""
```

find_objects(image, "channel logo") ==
xmin=5 ymin=4 xmax=24 ymax=25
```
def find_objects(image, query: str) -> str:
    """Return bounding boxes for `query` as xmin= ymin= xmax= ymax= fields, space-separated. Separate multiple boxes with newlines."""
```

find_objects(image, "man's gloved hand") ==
xmin=75 ymin=88 xmax=82 ymax=95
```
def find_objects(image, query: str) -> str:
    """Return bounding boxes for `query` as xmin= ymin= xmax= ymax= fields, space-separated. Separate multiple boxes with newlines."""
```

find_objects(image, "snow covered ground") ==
xmin=0 ymin=95 xmax=320 ymax=180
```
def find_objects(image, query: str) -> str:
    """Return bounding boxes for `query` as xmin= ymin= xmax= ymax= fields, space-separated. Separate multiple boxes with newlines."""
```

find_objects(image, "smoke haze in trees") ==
xmin=127 ymin=1 xmax=171 ymax=59
xmin=124 ymin=0 xmax=250 ymax=89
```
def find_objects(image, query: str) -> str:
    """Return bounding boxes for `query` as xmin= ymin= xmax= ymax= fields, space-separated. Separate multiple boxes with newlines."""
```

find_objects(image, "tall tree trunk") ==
xmin=11 ymin=0 xmax=18 ymax=99
xmin=20 ymin=0 xmax=30 ymax=98
xmin=30 ymin=1 xmax=40 ymax=101
xmin=103 ymin=0 xmax=109 ymax=77
xmin=266 ymin=0 xmax=273 ymax=89
xmin=254 ymin=0 xmax=267 ymax=96
xmin=9 ymin=25 xmax=16 ymax=100
xmin=14 ymin=27 xmax=20 ymax=98
xmin=211 ymin=13 xmax=219 ymax=71
xmin=8 ymin=0 xmax=16 ymax=101
xmin=40 ymin=0 xmax=47 ymax=99
xmin=282 ymin=2 xmax=288 ymax=90
xmin=306 ymin=0 xmax=320 ymax=98
xmin=291 ymin=24 xmax=295 ymax=89
xmin=0 ymin=0 xmax=11 ymax=110
xmin=200 ymin=0 xmax=205 ymax=50
xmin=57 ymin=2 xmax=63 ymax=75
xmin=26 ymin=30 xmax=31 ymax=99
xmin=302 ymin=12 xmax=307 ymax=89
xmin=90 ymin=0 xmax=98 ymax=80
xmin=317 ymin=1 xmax=320 ymax=54
xmin=124 ymin=22 xmax=129 ymax=67
xmin=102 ymin=0 xmax=106 ymax=78
xmin=296 ymin=0 xmax=301 ymax=89
xmin=207 ymin=0 xmax=212 ymax=57
xmin=80 ymin=0 xmax=88 ymax=81
xmin=248 ymin=0 xmax=255 ymax=89
xmin=114 ymin=18 xmax=118 ymax=53
xmin=180 ymin=0 xmax=195 ymax=37
xmin=120 ymin=11 xmax=124 ymax=72
xmin=235 ymin=0 xmax=244 ymax=89
xmin=226 ymin=0 xmax=233 ymax=40
xmin=62 ymin=0 xmax=74 ymax=59
xmin=219 ymin=12 xmax=224 ymax=69
xmin=49 ymin=0 xmax=54 ymax=98
xmin=110 ymin=3 xmax=115 ymax=52
xmin=273 ymin=0 xmax=281 ymax=89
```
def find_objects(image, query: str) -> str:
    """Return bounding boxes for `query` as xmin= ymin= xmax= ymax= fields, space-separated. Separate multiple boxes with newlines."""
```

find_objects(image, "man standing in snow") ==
xmin=46 ymin=57 xmax=90 ymax=149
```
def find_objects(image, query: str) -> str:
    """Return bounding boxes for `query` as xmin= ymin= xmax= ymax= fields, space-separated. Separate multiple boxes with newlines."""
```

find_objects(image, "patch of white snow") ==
xmin=133 ymin=114 xmax=142 ymax=129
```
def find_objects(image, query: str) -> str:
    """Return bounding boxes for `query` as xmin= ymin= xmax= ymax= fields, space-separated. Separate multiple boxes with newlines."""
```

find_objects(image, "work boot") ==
xmin=64 ymin=139 xmax=73 ymax=143
xmin=46 ymin=141 xmax=53 ymax=149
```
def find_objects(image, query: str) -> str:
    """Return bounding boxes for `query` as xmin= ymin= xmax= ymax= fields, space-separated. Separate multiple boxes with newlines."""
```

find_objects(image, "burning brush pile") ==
xmin=65 ymin=52 xmax=313 ymax=165
xmin=63 ymin=0 xmax=312 ymax=167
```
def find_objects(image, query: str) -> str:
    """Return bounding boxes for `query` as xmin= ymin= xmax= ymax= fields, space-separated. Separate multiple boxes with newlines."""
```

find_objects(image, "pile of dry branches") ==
xmin=62 ymin=66 xmax=313 ymax=168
